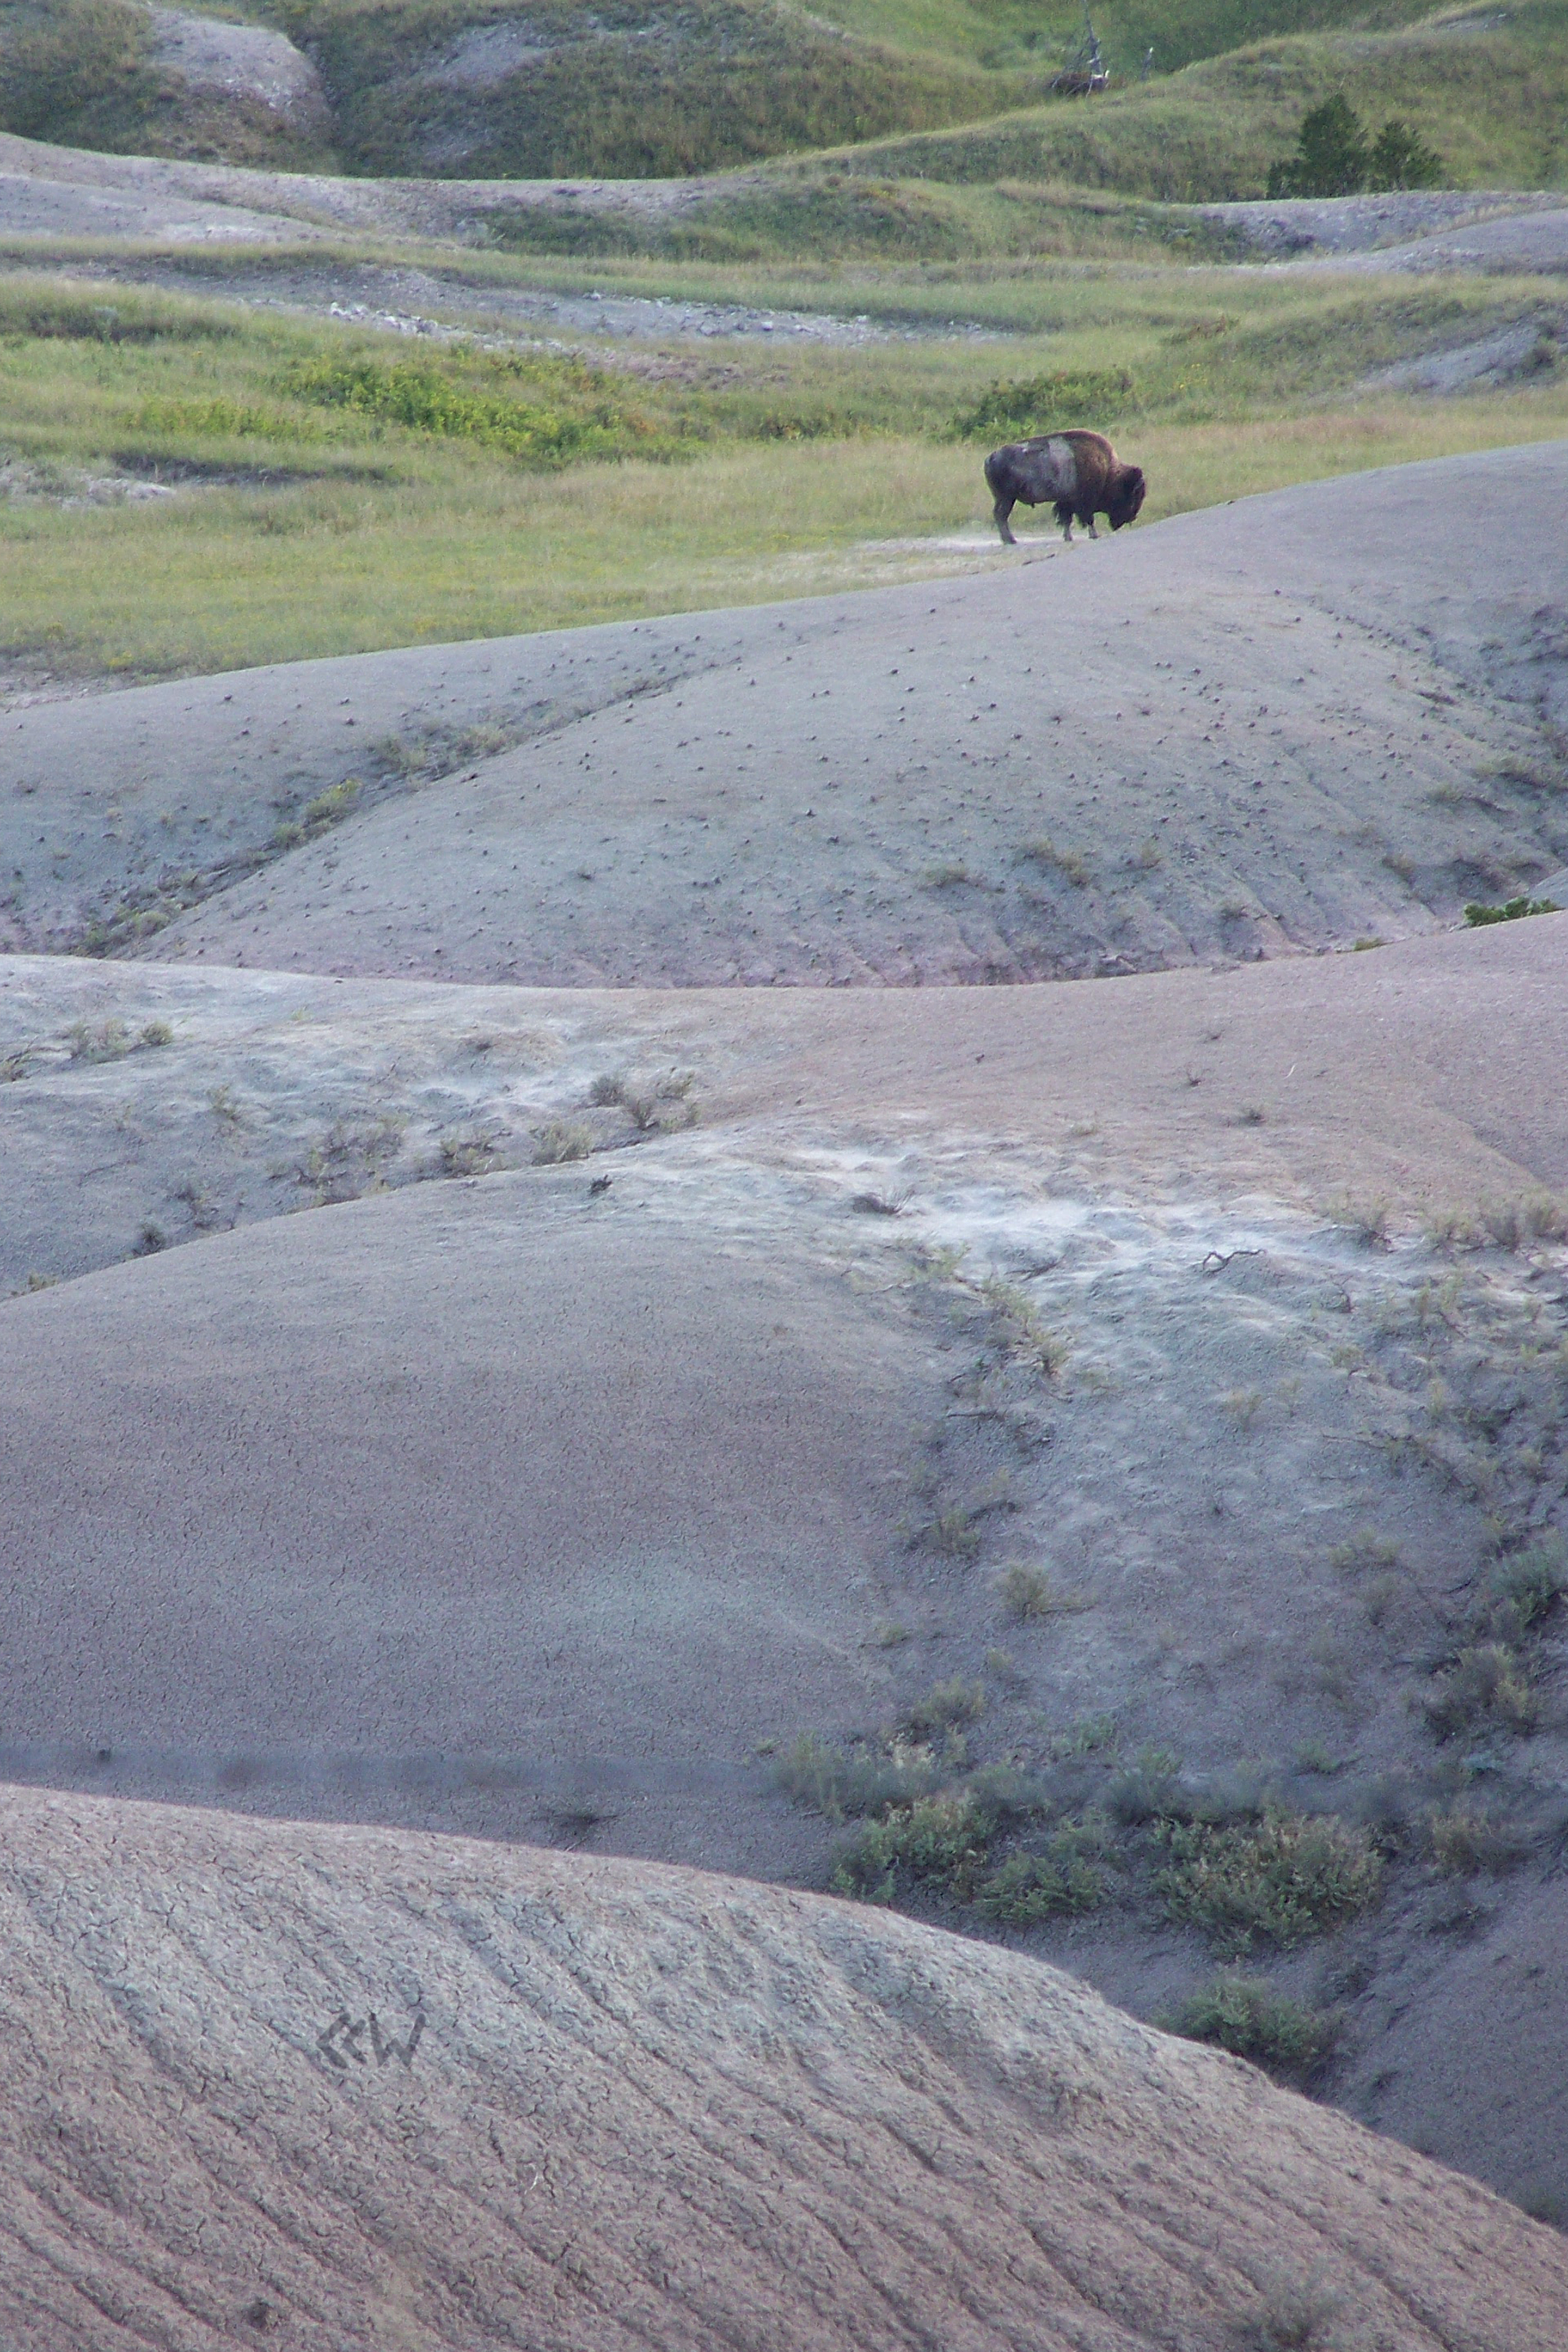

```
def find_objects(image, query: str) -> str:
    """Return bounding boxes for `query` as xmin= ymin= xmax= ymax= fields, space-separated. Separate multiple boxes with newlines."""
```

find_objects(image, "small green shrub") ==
xmin=1166 ymin=1976 xmax=1339 ymax=2077
xmin=532 ymin=1121 xmax=593 ymax=1165
xmin=1051 ymin=1712 xmax=1118 ymax=1758
xmin=906 ymin=1677 xmax=985 ymax=1742
xmin=923 ymin=1504 xmax=982 ymax=1557
xmin=977 ymin=1820 xmax=1110 ymax=1924
xmin=271 ymin=779 xmax=360 ymax=852
xmin=1245 ymin=2269 xmax=1346 ymax=2351
xmin=623 ymin=1088 xmax=663 ymax=1133
xmin=130 ymin=397 xmax=327 ymax=445
xmin=961 ymin=1763 xmax=1056 ymax=1824
xmin=1108 ymin=1745 xmax=1190 ymax=1824
xmin=831 ymin=1790 xmax=994 ymax=1905
xmin=773 ymin=1733 xmax=938 ymax=1821
xmin=283 ymin=351 xmax=661 ymax=471
xmin=1474 ymin=1540 xmax=1567 ymax=1644
xmin=1428 ymin=1803 xmax=1524 ymax=1875
xmin=439 ymin=1134 xmax=501 ymax=1178
xmin=1156 ymin=1806 xmax=1382 ymax=1952
xmin=947 ymin=367 xmax=1134 ymax=442
xmin=67 ymin=1018 xmax=132 ymax=1063
xmin=1464 ymin=895 xmax=1561 ymax=926
xmin=1423 ymin=1642 xmax=1538 ymax=1739
xmin=1016 ymin=837 xmax=1092 ymax=887
xmin=297 ymin=1114 xmax=406 ymax=1203
xmin=1330 ymin=1530 xmax=1401 ymax=1577
xmin=996 ymin=1562 xmax=1086 ymax=1621
xmin=138 ymin=1019 xmax=174 ymax=1049
xmin=978 ymin=1277 xmax=1069 ymax=1376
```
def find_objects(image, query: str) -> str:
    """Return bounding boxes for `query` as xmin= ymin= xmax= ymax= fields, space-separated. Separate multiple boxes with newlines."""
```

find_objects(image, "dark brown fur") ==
xmin=983 ymin=428 xmax=1146 ymax=547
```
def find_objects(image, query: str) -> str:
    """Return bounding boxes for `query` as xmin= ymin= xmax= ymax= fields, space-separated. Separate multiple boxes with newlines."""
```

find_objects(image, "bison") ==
xmin=984 ymin=428 xmax=1146 ymax=548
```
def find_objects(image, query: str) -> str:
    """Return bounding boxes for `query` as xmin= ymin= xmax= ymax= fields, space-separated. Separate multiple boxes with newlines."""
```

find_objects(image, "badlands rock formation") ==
xmin=3 ymin=444 xmax=1567 ymax=2335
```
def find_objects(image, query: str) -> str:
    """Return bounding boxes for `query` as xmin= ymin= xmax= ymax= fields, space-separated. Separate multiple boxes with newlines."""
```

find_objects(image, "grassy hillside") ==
xmin=8 ymin=0 xmax=1558 ymax=185
xmin=824 ymin=0 xmax=1442 ymax=77
xmin=838 ymin=0 xmax=1568 ymax=199
xmin=276 ymin=0 xmax=1052 ymax=178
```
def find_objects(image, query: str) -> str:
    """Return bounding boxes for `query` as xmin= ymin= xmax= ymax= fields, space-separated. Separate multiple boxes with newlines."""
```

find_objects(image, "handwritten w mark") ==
xmin=317 ymin=2008 xmax=425 ymax=2072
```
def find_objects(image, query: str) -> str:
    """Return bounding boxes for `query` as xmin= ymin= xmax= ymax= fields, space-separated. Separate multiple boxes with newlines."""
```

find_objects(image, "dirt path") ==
xmin=1202 ymin=190 xmax=1568 ymax=262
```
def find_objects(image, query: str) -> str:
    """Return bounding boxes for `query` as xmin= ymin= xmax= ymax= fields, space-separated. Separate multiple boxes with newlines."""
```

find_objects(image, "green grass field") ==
xmin=4 ymin=0 xmax=1565 ymax=186
xmin=1 ymin=254 xmax=1563 ymax=681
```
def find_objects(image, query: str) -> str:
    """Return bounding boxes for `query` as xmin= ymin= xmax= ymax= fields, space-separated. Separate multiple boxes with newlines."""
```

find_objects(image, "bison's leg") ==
xmin=993 ymin=495 xmax=1019 ymax=547
xmin=1054 ymin=501 xmax=1074 ymax=544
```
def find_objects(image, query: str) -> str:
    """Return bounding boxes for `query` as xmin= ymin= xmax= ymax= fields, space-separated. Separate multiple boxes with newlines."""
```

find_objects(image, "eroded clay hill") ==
xmin=4 ymin=442 xmax=1565 ymax=984
xmin=3 ymin=447 xmax=1568 ymax=2310
xmin=3 ymin=1786 xmax=1566 ymax=2352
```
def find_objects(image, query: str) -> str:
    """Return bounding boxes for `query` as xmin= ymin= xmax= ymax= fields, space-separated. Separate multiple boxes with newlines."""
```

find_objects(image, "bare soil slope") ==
xmin=4 ymin=915 xmax=1568 ymax=2212
xmin=5 ymin=442 xmax=1565 ymax=983
xmin=3 ymin=1785 xmax=1565 ymax=2352
xmin=5 ymin=909 xmax=1568 ymax=1294
xmin=0 ymin=1181 xmax=939 ymax=1875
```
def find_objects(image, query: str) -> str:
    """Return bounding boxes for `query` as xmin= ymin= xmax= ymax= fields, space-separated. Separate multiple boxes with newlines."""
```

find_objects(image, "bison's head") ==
xmin=1108 ymin=465 xmax=1146 ymax=531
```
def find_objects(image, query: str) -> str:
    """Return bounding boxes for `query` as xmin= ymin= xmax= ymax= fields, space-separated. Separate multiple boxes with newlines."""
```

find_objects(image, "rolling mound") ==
xmin=0 ymin=1178 xmax=939 ymax=1871
xmin=4 ymin=1784 xmax=1566 ymax=2352
xmin=5 ymin=442 xmax=1565 ymax=985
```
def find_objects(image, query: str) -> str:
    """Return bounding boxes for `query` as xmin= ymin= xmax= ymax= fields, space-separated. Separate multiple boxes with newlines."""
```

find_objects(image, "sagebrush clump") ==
xmin=1166 ymin=1976 xmax=1339 ymax=2078
xmin=1155 ymin=1806 xmax=1382 ymax=1952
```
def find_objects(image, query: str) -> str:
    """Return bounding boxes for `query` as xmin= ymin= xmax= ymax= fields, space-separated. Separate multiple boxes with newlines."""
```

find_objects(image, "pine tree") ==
xmin=1266 ymin=95 xmax=1371 ymax=199
xmin=1367 ymin=118 xmax=1445 ymax=191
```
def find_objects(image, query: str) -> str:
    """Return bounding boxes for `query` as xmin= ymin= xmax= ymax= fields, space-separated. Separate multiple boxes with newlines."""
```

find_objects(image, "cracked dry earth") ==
xmin=3 ymin=449 xmax=1568 ymax=2348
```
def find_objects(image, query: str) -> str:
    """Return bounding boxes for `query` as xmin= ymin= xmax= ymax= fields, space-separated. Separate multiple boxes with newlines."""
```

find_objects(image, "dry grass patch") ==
xmin=995 ymin=1561 xmax=1088 ymax=1621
